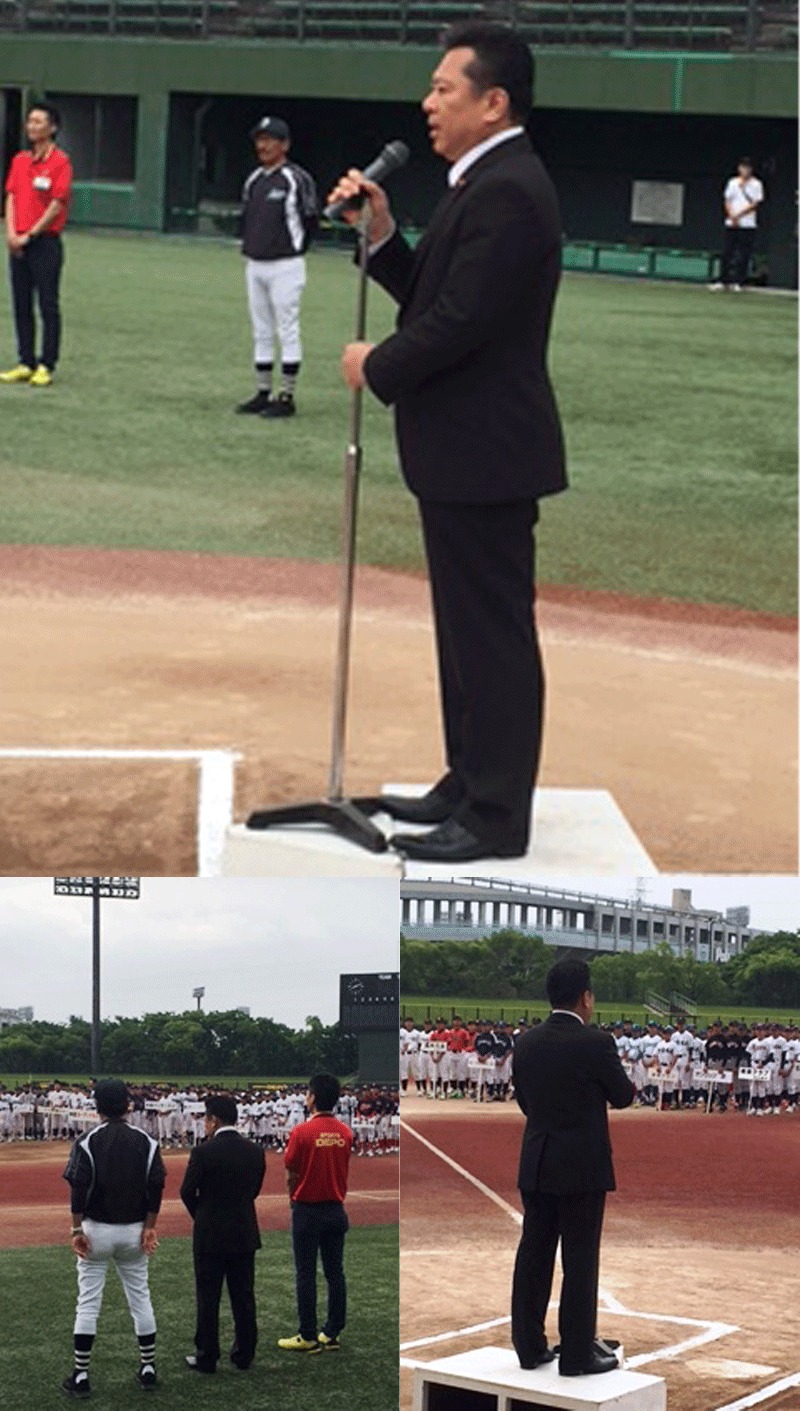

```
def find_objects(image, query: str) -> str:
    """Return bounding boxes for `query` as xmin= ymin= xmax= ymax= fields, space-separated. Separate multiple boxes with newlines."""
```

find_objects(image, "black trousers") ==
xmin=418 ymin=497 xmax=543 ymax=846
xmin=721 ymin=227 xmax=756 ymax=286
xmin=511 ymin=1189 xmax=606 ymax=1369
xmin=8 ymin=233 xmax=64 ymax=370
xmin=192 ymin=1248 xmax=257 ymax=1367
xmin=291 ymin=1200 xmax=348 ymax=1340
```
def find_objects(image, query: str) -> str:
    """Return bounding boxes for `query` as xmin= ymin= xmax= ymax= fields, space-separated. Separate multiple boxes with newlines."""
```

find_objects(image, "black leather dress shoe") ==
xmin=559 ymin=1349 xmax=619 ymax=1377
xmin=390 ymin=817 xmax=527 ymax=863
xmin=519 ymin=1347 xmax=556 ymax=1370
xmin=185 ymin=1356 xmax=216 ymax=1374
xmin=353 ymin=779 xmax=460 ymax=825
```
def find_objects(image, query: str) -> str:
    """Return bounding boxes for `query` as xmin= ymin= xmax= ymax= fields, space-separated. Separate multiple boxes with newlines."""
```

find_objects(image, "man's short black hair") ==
xmin=205 ymin=1093 xmax=238 ymax=1126
xmin=546 ymin=959 xmax=592 ymax=1010
xmin=28 ymin=100 xmax=60 ymax=132
xmin=442 ymin=21 xmax=534 ymax=124
xmin=309 ymin=1073 xmax=341 ymax=1112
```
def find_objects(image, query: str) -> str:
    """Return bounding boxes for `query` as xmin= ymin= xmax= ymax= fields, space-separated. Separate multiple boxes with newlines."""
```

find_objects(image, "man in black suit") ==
xmin=180 ymin=1094 xmax=266 ymax=1374
xmin=333 ymin=22 xmax=566 ymax=863
xmin=511 ymin=959 xmax=634 ymax=1377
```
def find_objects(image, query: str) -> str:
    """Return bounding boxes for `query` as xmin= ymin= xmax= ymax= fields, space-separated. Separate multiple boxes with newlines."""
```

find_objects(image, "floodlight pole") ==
xmin=54 ymin=878 xmax=141 ymax=1076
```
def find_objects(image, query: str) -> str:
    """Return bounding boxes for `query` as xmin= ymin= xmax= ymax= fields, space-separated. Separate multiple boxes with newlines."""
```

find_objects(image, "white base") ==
xmin=220 ymin=788 xmax=656 ymax=878
xmin=413 ymin=1346 xmax=666 ymax=1411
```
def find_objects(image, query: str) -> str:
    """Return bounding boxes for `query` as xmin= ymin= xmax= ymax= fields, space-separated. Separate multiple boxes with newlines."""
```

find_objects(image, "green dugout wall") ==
xmin=0 ymin=38 xmax=796 ymax=283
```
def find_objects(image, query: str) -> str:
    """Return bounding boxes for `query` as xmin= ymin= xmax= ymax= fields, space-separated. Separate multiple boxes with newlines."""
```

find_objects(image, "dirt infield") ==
xmin=0 ymin=545 xmax=795 ymax=874
xmin=0 ymin=1142 xmax=398 ymax=1248
xmin=400 ymin=1097 xmax=800 ymax=1411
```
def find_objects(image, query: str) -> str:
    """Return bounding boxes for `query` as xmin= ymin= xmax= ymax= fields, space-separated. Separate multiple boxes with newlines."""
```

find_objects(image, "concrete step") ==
xmin=413 ymin=1346 xmax=666 ymax=1411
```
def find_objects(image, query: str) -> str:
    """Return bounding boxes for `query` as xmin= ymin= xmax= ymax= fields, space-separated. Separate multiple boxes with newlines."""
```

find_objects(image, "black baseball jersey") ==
xmin=492 ymin=1031 xmax=514 ymax=1062
xmin=474 ymin=1032 xmax=495 ymax=1060
xmin=241 ymin=162 xmax=318 ymax=260
xmin=63 ymin=1119 xmax=166 ymax=1223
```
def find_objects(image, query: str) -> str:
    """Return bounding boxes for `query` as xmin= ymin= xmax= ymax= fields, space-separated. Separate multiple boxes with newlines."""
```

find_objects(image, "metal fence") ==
xmin=0 ymin=0 xmax=796 ymax=49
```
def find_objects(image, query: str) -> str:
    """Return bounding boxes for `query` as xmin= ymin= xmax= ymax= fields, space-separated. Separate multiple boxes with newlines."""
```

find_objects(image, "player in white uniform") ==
xmin=654 ymin=1029 xmax=680 ymax=1109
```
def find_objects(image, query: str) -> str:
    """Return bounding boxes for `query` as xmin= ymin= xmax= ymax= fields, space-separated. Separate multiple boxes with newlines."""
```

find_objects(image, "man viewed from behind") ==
xmin=180 ymin=1093 xmax=266 ymax=1374
xmin=278 ymin=1072 xmax=354 ymax=1353
xmin=511 ymin=960 xmax=634 ymax=1378
xmin=2 ymin=101 xmax=72 ymax=387
xmin=61 ymin=1078 xmax=165 ymax=1398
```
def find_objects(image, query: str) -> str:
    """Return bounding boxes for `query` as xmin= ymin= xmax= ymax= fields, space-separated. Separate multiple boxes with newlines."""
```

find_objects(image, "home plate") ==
xmin=684 ymin=1360 xmax=779 ymax=1379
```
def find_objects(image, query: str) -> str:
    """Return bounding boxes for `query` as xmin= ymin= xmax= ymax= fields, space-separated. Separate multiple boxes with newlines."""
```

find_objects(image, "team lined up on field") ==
xmin=0 ymin=1080 xmax=400 ymax=1151
xmin=400 ymin=1015 xmax=800 ymax=1112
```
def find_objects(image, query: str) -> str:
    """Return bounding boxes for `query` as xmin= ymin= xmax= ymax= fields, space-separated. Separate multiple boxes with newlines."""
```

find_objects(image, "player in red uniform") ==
xmin=2 ymin=102 xmax=72 ymax=386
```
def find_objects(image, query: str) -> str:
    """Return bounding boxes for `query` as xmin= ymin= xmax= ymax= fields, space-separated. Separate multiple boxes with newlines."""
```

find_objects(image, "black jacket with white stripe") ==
xmin=241 ymin=162 xmax=318 ymax=261
xmin=63 ymin=1119 xmax=166 ymax=1223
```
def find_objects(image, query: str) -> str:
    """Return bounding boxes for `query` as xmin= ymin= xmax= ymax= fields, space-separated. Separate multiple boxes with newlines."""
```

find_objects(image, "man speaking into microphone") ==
xmin=330 ymin=21 xmax=566 ymax=864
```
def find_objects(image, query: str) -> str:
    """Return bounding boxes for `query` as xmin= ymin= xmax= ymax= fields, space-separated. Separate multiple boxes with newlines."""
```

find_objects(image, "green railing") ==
xmin=0 ymin=0 xmax=796 ymax=50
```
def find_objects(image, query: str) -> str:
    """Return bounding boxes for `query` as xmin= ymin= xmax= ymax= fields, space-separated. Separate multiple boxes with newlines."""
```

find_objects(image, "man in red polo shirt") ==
xmin=2 ymin=101 xmax=72 ymax=387
xmin=278 ymin=1073 xmax=353 ymax=1353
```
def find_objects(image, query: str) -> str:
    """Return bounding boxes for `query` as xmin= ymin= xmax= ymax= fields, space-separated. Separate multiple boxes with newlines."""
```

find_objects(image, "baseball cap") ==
xmin=251 ymin=115 xmax=290 ymax=142
xmin=94 ymin=1078 xmax=129 ymax=1117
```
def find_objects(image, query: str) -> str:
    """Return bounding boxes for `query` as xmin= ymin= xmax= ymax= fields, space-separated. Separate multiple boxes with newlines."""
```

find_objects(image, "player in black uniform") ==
xmin=236 ymin=116 xmax=318 ymax=418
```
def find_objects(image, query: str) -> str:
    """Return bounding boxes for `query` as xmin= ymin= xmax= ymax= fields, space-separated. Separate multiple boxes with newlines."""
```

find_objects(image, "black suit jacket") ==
xmin=363 ymin=133 xmax=566 ymax=505
xmin=513 ymin=1013 xmax=635 ymax=1195
xmin=180 ymin=1129 xmax=265 ymax=1255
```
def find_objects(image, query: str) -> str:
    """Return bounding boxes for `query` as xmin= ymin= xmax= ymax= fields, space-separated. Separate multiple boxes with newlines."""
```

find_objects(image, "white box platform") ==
xmin=413 ymin=1347 xmax=666 ymax=1411
xmin=220 ymin=788 xmax=656 ymax=878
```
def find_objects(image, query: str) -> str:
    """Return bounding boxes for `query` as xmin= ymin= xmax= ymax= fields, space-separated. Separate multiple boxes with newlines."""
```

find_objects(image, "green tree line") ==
xmin=401 ymin=929 xmax=800 ymax=1007
xmin=0 ymin=1009 xmax=358 ymax=1077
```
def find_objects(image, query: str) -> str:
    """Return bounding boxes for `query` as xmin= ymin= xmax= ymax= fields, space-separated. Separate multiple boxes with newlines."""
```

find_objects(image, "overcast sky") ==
xmin=0 ymin=878 xmax=399 ymax=1027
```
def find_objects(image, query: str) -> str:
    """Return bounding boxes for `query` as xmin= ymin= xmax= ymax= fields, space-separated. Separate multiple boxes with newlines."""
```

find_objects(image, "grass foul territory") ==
xmin=0 ymin=231 xmax=794 ymax=614
xmin=1 ymin=1224 xmax=398 ymax=1411
xmin=402 ymin=996 xmax=800 ymax=1027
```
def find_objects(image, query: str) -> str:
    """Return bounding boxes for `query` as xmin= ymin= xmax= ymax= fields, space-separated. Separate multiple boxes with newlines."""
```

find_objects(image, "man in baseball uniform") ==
xmin=236 ymin=116 xmax=318 ymax=418
xmin=61 ymin=1079 xmax=165 ymax=1397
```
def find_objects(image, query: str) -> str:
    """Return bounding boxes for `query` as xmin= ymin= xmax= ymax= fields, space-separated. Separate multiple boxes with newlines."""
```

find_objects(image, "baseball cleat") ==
xmin=137 ymin=1365 xmax=157 ymax=1390
xmin=29 ymin=363 xmax=53 ymax=386
xmin=236 ymin=390 xmax=272 ymax=414
xmin=261 ymin=392 xmax=295 ymax=417
xmin=277 ymin=1334 xmax=319 ymax=1351
xmin=0 ymin=362 xmax=33 ymax=382
xmin=61 ymin=1370 xmax=91 ymax=1398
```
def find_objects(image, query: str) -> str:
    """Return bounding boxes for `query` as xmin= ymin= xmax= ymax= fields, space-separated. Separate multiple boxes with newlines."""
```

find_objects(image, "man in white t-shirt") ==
xmin=710 ymin=157 xmax=764 ymax=291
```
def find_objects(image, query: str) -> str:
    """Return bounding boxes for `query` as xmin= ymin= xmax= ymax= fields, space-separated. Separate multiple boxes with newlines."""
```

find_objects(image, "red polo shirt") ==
xmin=5 ymin=146 xmax=72 ymax=235
xmin=284 ymin=1113 xmax=353 ymax=1204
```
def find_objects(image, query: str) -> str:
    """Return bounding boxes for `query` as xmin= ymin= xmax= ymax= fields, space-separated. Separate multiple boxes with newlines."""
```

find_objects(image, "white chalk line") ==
xmin=713 ymin=1372 xmax=800 ymax=1410
xmin=401 ymin=1117 xmax=738 ymax=1371
xmin=0 ymin=747 xmax=239 ymax=878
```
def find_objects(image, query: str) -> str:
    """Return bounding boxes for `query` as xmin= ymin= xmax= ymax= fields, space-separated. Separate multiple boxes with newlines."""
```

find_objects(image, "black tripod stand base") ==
xmin=245 ymin=798 xmax=390 ymax=854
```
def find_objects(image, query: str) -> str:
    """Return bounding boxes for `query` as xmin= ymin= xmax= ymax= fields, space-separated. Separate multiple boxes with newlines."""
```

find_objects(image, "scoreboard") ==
xmin=340 ymin=972 xmax=399 ymax=1031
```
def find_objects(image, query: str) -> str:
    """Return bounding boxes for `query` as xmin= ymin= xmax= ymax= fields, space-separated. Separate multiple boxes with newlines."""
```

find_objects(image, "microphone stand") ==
xmin=247 ymin=208 xmax=389 ymax=853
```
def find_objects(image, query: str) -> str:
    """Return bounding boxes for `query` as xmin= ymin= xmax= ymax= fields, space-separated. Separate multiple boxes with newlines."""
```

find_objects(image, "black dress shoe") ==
xmin=559 ymin=1349 xmax=619 ymax=1377
xmin=185 ymin=1356 xmax=216 ymax=1374
xmin=390 ymin=817 xmax=527 ymax=863
xmin=519 ymin=1347 xmax=556 ymax=1369
xmin=353 ymin=776 xmax=461 ymax=824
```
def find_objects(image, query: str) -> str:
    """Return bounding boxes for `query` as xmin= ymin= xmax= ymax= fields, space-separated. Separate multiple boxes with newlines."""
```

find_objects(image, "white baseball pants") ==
xmin=74 ymin=1219 xmax=156 ymax=1336
xmin=245 ymin=255 xmax=306 ymax=365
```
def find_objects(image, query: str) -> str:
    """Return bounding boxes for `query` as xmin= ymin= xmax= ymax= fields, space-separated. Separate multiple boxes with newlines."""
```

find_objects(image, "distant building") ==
xmin=0 ymin=1005 xmax=33 ymax=1029
xmin=400 ymin=880 xmax=761 ymax=963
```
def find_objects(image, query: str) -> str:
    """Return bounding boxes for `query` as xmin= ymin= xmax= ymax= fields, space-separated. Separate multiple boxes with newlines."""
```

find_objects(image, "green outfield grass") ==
xmin=0 ymin=1073 xmax=359 ymax=1091
xmin=1 ymin=1225 xmax=397 ymax=1411
xmin=0 ymin=230 xmax=795 ymax=612
xmin=402 ymin=996 xmax=800 ymax=1027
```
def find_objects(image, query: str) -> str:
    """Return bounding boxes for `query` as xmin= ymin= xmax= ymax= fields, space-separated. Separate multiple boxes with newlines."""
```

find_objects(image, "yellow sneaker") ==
xmin=29 ymin=364 xmax=53 ymax=386
xmin=0 ymin=363 xmax=33 ymax=383
xmin=277 ymin=1334 xmax=319 ymax=1352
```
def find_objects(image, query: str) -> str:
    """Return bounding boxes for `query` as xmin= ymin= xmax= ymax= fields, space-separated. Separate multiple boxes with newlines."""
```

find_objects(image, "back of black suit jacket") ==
xmin=364 ymin=133 xmax=566 ymax=504
xmin=512 ymin=1014 xmax=635 ymax=1195
xmin=180 ymin=1130 xmax=265 ymax=1254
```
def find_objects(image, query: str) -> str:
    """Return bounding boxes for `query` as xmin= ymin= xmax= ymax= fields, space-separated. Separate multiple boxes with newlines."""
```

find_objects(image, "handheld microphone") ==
xmin=324 ymin=140 xmax=410 ymax=221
